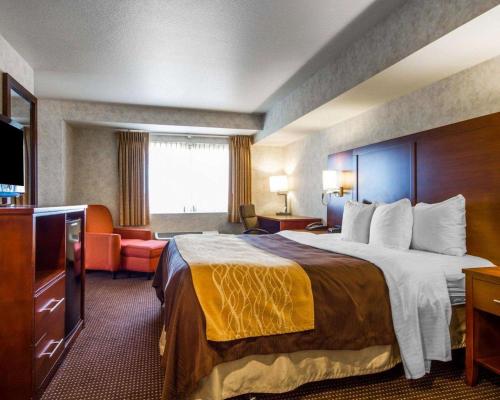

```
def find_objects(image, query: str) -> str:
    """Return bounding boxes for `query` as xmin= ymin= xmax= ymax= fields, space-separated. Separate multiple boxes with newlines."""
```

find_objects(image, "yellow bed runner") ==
xmin=174 ymin=234 xmax=314 ymax=341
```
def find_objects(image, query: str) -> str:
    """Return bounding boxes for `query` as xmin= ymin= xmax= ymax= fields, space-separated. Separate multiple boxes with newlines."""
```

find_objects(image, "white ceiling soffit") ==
xmin=67 ymin=120 xmax=257 ymax=137
xmin=257 ymin=6 xmax=500 ymax=146
xmin=0 ymin=0 xmax=405 ymax=113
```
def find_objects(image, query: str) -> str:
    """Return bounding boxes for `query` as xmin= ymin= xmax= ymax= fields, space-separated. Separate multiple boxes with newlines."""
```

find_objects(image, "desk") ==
xmin=257 ymin=215 xmax=322 ymax=234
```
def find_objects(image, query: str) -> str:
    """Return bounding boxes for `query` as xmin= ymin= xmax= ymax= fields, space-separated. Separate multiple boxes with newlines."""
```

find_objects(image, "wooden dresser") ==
xmin=257 ymin=215 xmax=323 ymax=234
xmin=0 ymin=206 xmax=86 ymax=399
xmin=463 ymin=266 xmax=500 ymax=385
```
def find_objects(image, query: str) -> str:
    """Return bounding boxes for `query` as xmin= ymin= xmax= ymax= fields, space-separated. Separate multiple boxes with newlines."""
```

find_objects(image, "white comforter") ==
xmin=278 ymin=231 xmax=492 ymax=379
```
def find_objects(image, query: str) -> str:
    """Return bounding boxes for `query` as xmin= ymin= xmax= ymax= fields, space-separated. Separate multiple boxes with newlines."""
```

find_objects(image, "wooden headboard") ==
xmin=327 ymin=112 xmax=500 ymax=265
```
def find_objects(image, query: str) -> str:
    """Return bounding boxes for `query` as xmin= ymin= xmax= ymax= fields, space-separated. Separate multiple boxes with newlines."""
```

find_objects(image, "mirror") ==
xmin=2 ymin=73 xmax=37 ymax=205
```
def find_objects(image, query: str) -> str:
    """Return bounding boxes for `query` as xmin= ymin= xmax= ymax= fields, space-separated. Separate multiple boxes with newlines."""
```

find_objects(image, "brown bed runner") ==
xmin=153 ymin=234 xmax=395 ymax=399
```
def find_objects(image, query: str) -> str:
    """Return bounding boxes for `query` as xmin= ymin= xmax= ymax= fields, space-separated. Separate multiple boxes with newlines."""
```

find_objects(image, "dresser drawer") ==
xmin=35 ymin=273 xmax=65 ymax=344
xmin=473 ymin=278 xmax=500 ymax=317
xmin=35 ymin=322 xmax=65 ymax=389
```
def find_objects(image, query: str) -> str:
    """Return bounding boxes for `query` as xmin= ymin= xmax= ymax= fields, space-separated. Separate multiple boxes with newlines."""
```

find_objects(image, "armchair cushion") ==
xmin=114 ymin=227 xmax=152 ymax=240
xmin=85 ymin=232 xmax=121 ymax=271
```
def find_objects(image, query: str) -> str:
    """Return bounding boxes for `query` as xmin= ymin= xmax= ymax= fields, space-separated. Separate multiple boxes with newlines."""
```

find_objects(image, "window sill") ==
xmin=150 ymin=212 xmax=229 ymax=216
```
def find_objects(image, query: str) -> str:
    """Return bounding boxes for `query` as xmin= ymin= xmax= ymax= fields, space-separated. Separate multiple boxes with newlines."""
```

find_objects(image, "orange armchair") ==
xmin=85 ymin=205 xmax=156 ymax=278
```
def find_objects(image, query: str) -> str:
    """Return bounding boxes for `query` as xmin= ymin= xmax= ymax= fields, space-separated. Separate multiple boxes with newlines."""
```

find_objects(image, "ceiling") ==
xmin=0 ymin=0 xmax=406 ymax=113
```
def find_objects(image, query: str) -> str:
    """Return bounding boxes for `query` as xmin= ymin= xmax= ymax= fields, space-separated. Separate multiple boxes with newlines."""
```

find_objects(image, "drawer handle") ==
xmin=39 ymin=339 xmax=64 ymax=359
xmin=494 ymin=299 xmax=500 ymax=304
xmin=40 ymin=298 xmax=64 ymax=313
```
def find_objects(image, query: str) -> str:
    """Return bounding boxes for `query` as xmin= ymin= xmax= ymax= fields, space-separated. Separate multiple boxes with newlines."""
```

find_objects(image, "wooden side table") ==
xmin=462 ymin=266 xmax=500 ymax=385
xmin=257 ymin=215 xmax=323 ymax=234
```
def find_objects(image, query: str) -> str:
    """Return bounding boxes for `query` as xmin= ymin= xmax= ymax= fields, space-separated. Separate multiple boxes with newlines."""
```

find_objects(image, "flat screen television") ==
xmin=0 ymin=117 xmax=25 ymax=197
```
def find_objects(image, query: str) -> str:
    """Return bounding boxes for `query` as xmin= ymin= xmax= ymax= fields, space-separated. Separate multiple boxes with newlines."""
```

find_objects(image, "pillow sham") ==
xmin=369 ymin=198 xmax=413 ymax=250
xmin=411 ymin=194 xmax=466 ymax=256
xmin=341 ymin=201 xmax=376 ymax=243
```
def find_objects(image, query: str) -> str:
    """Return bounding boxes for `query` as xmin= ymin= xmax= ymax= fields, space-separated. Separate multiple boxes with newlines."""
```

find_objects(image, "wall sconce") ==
xmin=269 ymin=175 xmax=291 ymax=215
xmin=321 ymin=170 xmax=352 ymax=205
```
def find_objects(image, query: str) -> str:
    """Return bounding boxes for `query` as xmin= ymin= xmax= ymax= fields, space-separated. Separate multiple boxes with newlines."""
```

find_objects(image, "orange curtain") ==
xmin=118 ymin=131 xmax=150 ymax=226
xmin=228 ymin=136 xmax=252 ymax=223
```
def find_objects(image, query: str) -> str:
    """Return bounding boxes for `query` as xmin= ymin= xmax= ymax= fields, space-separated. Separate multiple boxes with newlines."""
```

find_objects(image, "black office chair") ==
xmin=239 ymin=204 xmax=269 ymax=234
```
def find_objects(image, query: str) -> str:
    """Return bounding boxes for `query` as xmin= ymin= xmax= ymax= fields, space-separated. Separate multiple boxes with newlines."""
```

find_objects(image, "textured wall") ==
xmin=37 ymin=99 xmax=262 ymax=206
xmin=0 ymin=33 xmax=34 ymax=103
xmin=283 ymin=56 xmax=500 ymax=221
xmin=62 ymin=123 xmax=76 ymax=204
xmin=256 ymin=0 xmax=500 ymax=142
xmin=251 ymin=145 xmax=286 ymax=215
xmin=66 ymin=127 xmax=119 ymax=222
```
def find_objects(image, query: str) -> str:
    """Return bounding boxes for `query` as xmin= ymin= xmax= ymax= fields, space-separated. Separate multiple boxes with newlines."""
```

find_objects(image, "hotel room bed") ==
xmin=152 ymin=232 xmax=490 ymax=399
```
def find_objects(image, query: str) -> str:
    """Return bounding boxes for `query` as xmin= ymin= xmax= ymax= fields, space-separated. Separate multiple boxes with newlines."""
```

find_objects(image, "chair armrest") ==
xmin=113 ymin=227 xmax=152 ymax=240
xmin=85 ymin=232 xmax=121 ymax=271
xmin=243 ymin=228 xmax=270 ymax=235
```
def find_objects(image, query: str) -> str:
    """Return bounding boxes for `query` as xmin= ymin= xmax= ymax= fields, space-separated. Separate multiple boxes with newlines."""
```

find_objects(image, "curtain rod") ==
xmin=153 ymin=132 xmax=231 ymax=139
xmin=124 ymin=129 xmax=231 ymax=139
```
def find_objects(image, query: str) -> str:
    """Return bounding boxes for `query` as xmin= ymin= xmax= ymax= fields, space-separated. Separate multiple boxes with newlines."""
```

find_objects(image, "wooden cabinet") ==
xmin=0 ymin=206 xmax=86 ymax=399
xmin=463 ymin=266 xmax=500 ymax=386
xmin=257 ymin=215 xmax=323 ymax=234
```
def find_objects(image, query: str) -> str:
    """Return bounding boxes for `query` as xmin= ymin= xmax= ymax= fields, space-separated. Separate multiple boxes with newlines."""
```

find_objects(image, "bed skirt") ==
xmin=158 ymin=305 xmax=465 ymax=400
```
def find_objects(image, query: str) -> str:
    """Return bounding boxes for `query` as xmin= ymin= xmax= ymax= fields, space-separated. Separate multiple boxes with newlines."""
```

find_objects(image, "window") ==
xmin=149 ymin=136 xmax=229 ymax=214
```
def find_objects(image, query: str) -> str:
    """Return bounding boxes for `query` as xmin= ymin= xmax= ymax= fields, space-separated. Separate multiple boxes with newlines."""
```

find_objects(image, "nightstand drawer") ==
xmin=473 ymin=278 xmax=500 ymax=317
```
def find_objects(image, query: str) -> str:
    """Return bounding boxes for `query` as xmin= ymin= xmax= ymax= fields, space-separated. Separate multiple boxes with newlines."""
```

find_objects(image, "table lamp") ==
xmin=269 ymin=175 xmax=290 ymax=215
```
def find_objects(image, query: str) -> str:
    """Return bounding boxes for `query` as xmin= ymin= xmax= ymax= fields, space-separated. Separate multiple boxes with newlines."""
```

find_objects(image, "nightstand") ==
xmin=462 ymin=266 xmax=500 ymax=385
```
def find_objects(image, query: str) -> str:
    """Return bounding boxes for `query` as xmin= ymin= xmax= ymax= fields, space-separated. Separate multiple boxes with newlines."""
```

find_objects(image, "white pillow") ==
xmin=369 ymin=198 xmax=413 ymax=250
xmin=341 ymin=201 xmax=376 ymax=243
xmin=411 ymin=194 xmax=466 ymax=256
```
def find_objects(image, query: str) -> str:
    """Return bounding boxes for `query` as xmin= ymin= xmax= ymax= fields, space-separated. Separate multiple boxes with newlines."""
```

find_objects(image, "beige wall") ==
xmin=251 ymin=145 xmax=285 ymax=215
xmin=0 ymin=34 xmax=34 ymax=111
xmin=281 ymin=56 xmax=500 ymax=222
xmin=66 ymin=127 xmax=119 ymax=222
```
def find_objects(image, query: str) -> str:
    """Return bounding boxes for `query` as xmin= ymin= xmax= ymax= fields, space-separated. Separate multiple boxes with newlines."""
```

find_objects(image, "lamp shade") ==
xmin=322 ymin=170 xmax=339 ymax=191
xmin=269 ymin=175 xmax=289 ymax=193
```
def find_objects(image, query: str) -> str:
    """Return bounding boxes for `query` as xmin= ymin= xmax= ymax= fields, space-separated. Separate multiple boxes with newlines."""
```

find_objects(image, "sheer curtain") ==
xmin=149 ymin=137 xmax=229 ymax=214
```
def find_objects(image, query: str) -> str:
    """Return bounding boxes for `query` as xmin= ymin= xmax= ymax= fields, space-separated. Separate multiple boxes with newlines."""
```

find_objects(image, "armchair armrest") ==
xmin=113 ymin=227 xmax=152 ymax=240
xmin=243 ymin=228 xmax=270 ymax=235
xmin=85 ymin=232 xmax=121 ymax=271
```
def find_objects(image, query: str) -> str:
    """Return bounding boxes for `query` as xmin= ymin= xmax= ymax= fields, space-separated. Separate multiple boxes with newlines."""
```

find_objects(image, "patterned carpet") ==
xmin=42 ymin=272 xmax=163 ymax=400
xmin=42 ymin=273 xmax=499 ymax=400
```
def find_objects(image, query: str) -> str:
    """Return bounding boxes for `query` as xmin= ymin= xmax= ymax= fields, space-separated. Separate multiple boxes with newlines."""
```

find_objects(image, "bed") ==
xmin=153 ymin=113 xmax=500 ymax=399
xmin=152 ymin=232 xmax=491 ymax=399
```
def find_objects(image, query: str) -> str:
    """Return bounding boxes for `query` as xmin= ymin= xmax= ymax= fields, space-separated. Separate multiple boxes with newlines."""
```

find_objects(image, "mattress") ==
xmin=418 ymin=251 xmax=490 ymax=305
xmin=325 ymin=233 xmax=491 ymax=306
